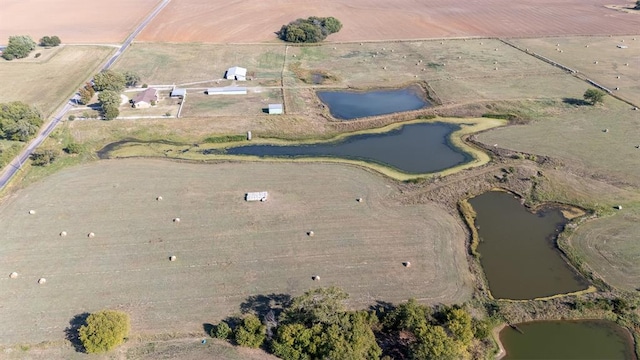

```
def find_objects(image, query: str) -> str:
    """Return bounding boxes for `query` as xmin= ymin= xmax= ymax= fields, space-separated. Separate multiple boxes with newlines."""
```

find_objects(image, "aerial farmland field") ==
xmin=0 ymin=160 xmax=472 ymax=345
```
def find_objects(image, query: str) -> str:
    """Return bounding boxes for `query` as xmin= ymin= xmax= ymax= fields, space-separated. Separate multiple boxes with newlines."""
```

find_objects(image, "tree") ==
xmin=281 ymin=287 xmax=349 ymax=326
xmin=78 ymin=310 xmax=130 ymax=353
xmin=411 ymin=325 xmax=467 ymax=360
xmin=93 ymin=70 xmax=126 ymax=92
xmin=40 ymin=36 xmax=61 ymax=47
xmin=583 ymin=88 xmax=606 ymax=105
xmin=98 ymin=90 xmax=120 ymax=120
xmin=2 ymin=35 xmax=37 ymax=60
xmin=234 ymin=314 xmax=266 ymax=348
xmin=78 ymin=88 xmax=93 ymax=105
xmin=30 ymin=148 xmax=59 ymax=166
xmin=443 ymin=308 xmax=474 ymax=344
xmin=322 ymin=17 xmax=343 ymax=34
xmin=271 ymin=323 xmax=322 ymax=360
xmin=383 ymin=298 xmax=430 ymax=332
xmin=103 ymin=105 xmax=120 ymax=120
xmin=0 ymin=101 xmax=42 ymax=141
xmin=212 ymin=321 xmax=232 ymax=340
xmin=123 ymin=71 xmax=141 ymax=87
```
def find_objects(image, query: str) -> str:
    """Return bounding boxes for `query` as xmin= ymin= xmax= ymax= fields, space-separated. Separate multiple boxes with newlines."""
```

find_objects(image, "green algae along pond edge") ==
xmin=459 ymin=189 xmax=596 ymax=301
xmin=97 ymin=117 xmax=506 ymax=181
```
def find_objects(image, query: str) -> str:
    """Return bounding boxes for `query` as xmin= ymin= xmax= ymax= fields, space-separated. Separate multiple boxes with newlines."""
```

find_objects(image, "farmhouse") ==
xmin=225 ymin=66 xmax=247 ymax=81
xmin=245 ymin=191 xmax=268 ymax=202
xmin=206 ymin=87 xmax=247 ymax=95
xmin=131 ymin=88 xmax=158 ymax=108
xmin=268 ymin=103 xmax=283 ymax=114
xmin=170 ymin=88 xmax=186 ymax=98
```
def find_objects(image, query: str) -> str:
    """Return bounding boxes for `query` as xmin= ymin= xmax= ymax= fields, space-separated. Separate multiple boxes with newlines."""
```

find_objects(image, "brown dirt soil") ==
xmin=0 ymin=160 xmax=472 ymax=346
xmin=0 ymin=0 xmax=160 ymax=44
xmin=138 ymin=0 xmax=640 ymax=43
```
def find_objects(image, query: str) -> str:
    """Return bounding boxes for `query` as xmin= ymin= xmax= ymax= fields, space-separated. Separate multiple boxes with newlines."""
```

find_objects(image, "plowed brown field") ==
xmin=139 ymin=0 xmax=640 ymax=43
xmin=0 ymin=0 xmax=160 ymax=44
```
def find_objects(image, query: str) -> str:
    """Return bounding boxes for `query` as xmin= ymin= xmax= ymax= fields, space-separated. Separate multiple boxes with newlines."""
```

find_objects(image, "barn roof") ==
xmin=227 ymin=66 xmax=247 ymax=77
xmin=171 ymin=88 xmax=186 ymax=97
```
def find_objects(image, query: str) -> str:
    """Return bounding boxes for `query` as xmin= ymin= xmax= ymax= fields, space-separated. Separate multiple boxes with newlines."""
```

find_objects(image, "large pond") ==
xmin=469 ymin=191 xmax=589 ymax=299
xmin=223 ymin=122 xmax=470 ymax=174
xmin=317 ymin=87 xmax=431 ymax=120
xmin=500 ymin=320 xmax=637 ymax=360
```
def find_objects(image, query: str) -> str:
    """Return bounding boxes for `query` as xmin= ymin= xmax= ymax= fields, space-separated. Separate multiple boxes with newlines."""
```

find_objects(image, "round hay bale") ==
xmin=458 ymin=56 xmax=462 ymax=59
xmin=617 ymin=76 xmax=620 ymax=79
xmin=88 ymin=232 xmax=95 ymax=238
xmin=585 ymin=45 xmax=589 ymax=47
xmin=480 ymin=42 xmax=483 ymax=45
xmin=494 ymin=61 xmax=498 ymax=64
xmin=440 ymin=41 xmax=443 ymax=44
xmin=169 ymin=255 xmax=177 ymax=262
xmin=494 ymin=48 xmax=498 ymax=51
xmin=403 ymin=261 xmax=411 ymax=268
xmin=594 ymin=61 xmax=598 ymax=64
xmin=603 ymin=129 xmax=609 ymax=133
xmin=60 ymin=231 xmax=67 ymax=237
xmin=157 ymin=196 xmax=163 ymax=201
xmin=403 ymin=55 xmax=406 ymax=58
xmin=38 ymin=278 xmax=46 ymax=284
xmin=383 ymin=66 xmax=387 ymax=70
xmin=625 ymin=63 xmax=629 ymax=66
xmin=9 ymin=272 xmax=18 ymax=279
xmin=312 ymin=275 xmax=320 ymax=281
xmin=615 ymin=205 xmax=623 ymax=210
xmin=494 ymin=67 xmax=498 ymax=70
xmin=560 ymin=50 xmax=563 ymax=53
xmin=356 ymin=198 xmax=363 ymax=203
xmin=307 ymin=231 xmax=314 ymax=237
xmin=360 ymin=43 xmax=363 ymax=45
xmin=28 ymin=210 xmax=36 ymax=215
xmin=414 ymin=75 xmax=418 ymax=78
xmin=173 ymin=218 xmax=181 ymax=223
xmin=615 ymin=87 xmax=620 ymax=90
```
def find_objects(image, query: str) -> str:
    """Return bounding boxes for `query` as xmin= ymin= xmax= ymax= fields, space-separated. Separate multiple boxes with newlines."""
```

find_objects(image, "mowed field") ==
xmin=0 ymin=0 xmax=160 ymax=43
xmin=511 ymin=36 xmax=640 ymax=104
xmin=0 ymin=160 xmax=472 ymax=345
xmin=138 ymin=0 xmax=640 ymax=43
xmin=0 ymin=45 xmax=113 ymax=116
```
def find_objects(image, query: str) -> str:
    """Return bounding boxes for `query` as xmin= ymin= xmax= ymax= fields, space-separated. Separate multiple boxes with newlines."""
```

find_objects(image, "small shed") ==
xmin=225 ymin=66 xmax=247 ymax=81
xmin=245 ymin=192 xmax=268 ymax=202
xmin=268 ymin=104 xmax=283 ymax=115
xmin=170 ymin=88 xmax=186 ymax=98
xmin=206 ymin=87 xmax=247 ymax=95
xmin=131 ymin=88 xmax=158 ymax=108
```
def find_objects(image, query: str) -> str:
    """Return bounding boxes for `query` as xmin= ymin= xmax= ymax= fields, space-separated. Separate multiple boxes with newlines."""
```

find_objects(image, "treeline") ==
xmin=210 ymin=287 xmax=493 ymax=359
xmin=0 ymin=102 xmax=42 ymax=141
xmin=1 ymin=35 xmax=61 ymax=60
xmin=277 ymin=17 xmax=342 ymax=43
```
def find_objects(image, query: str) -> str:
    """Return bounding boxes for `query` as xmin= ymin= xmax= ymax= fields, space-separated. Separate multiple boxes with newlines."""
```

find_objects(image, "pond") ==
xmin=224 ymin=122 xmax=470 ymax=174
xmin=469 ymin=191 xmax=589 ymax=300
xmin=500 ymin=320 xmax=637 ymax=360
xmin=317 ymin=87 xmax=431 ymax=120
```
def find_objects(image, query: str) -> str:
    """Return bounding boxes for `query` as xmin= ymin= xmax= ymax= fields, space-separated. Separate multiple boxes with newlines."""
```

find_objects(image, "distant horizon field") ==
xmin=0 ymin=159 xmax=472 ymax=345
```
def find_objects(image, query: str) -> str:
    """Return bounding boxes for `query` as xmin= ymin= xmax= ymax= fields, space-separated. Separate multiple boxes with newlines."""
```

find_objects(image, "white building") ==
xmin=170 ymin=88 xmax=186 ymax=98
xmin=268 ymin=103 xmax=283 ymax=114
xmin=225 ymin=66 xmax=247 ymax=81
xmin=245 ymin=192 xmax=268 ymax=202
xmin=206 ymin=87 xmax=247 ymax=95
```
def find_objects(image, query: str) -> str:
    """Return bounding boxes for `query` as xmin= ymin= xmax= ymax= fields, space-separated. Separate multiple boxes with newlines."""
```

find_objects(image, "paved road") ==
xmin=0 ymin=0 xmax=171 ymax=190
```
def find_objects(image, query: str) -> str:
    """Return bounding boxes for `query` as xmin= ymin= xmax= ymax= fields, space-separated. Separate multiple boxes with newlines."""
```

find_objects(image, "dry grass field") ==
xmin=0 ymin=45 xmax=113 ymax=116
xmin=182 ymin=89 xmax=283 ymax=118
xmin=0 ymin=0 xmax=160 ymax=44
xmin=138 ymin=0 xmax=640 ymax=43
xmin=0 ymin=160 xmax=472 ymax=346
xmin=511 ymin=36 xmax=640 ymax=104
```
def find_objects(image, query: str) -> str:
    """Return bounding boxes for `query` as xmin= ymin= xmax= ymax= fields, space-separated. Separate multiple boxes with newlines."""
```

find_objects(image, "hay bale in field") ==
xmin=494 ymin=48 xmax=498 ymax=51
xmin=9 ymin=272 xmax=18 ymax=279
xmin=173 ymin=218 xmax=180 ymax=223
xmin=403 ymin=55 xmax=406 ymax=58
xmin=594 ymin=61 xmax=598 ymax=64
xmin=157 ymin=196 xmax=163 ymax=201
xmin=312 ymin=275 xmax=320 ymax=281
xmin=403 ymin=261 xmax=411 ymax=267
xmin=28 ymin=210 xmax=36 ymax=215
xmin=615 ymin=87 xmax=619 ymax=90
xmin=60 ymin=231 xmax=67 ymax=237
xmin=494 ymin=67 xmax=498 ymax=70
xmin=615 ymin=205 xmax=623 ymax=210
xmin=88 ymin=232 xmax=95 ymax=238
xmin=307 ymin=231 xmax=314 ymax=237
xmin=480 ymin=42 xmax=483 ymax=45
xmin=356 ymin=198 xmax=363 ymax=203
xmin=616 ymin=76 xmax=620 ymax=79
xmin=169 ymin=255 xmax=177 ymax=261
xmin=458 ymin=56 xmax=462 ymax=59
xmin=38 ymin=278 xmax=46 ymax=284
xmin=603 ymin=129 xmax=609 ymax=133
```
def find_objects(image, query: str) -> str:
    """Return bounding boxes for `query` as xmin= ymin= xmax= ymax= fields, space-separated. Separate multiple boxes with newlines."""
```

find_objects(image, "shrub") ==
xmin=39 ymin=36 xmax=61 ymax=47
xmin=212 ymin=321 xmax=232 ymax=339
xmin=30 ymin=148 xmax=59 ymax=166
xmin=234 ymin=315 xmax=265 ymax=348
xmin=78 ymin=310 xmax=130 ymax=353
xmin=34 ymin=53 xmax=41 ymax=58
xmin=64 ymin=142 xmax=82 ymax=154
xmin=68 ymin=115 xmax=76 ymax=121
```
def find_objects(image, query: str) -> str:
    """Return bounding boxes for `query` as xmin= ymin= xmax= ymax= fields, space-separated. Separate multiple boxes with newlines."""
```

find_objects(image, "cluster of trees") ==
xmin=88 ymin=70 xmax=140 ymax=120
xmin=277 ymin=17 xmax=342 ymax=43
xmin=2 ymin=35 xmax=36 ymax=60
xmin=0 ymin=101 xmax=43 ymax=141
xmin=211 ymin=287 xmax=491 ymax=359
xmin=78 ymin=310 xmax=130 ymax=353
xmin=39 ymin=36 xmax=61 ymax=47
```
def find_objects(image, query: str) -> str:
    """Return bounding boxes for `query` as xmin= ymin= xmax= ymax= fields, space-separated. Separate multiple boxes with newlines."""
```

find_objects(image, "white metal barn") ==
xmin=206 ymin=87 xmax=248 ymax=95
xmin=245 ymin=192 xmax=268 ymax=202
xmin=268 ymin=103 xmax=283 ymax=114
xmin=225 ymin=66 xmax=247 ymax=81
xmin=170 ymin=88 xmax=187 ymax=98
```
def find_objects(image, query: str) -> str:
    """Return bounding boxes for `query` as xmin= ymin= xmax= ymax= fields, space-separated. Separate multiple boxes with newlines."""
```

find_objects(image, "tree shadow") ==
xmin=240 ymin=293 xmax=292 ymax=319
xmin=369 ymin=300 xmax=395 ymax=320
xmin=65 ymin=312 xmax=89 ymax=353
xmin=203 ymin=323 xmax=214 ymax=336
xmin=562 ymin=97 xmax=590 ymax=106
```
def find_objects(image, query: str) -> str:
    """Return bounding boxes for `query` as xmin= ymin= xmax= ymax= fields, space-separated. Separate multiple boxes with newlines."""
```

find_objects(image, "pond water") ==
xmin=317 ymin=87 xmax=431 ymax=120
xmin=500 ymin=320 xmax=637 ymax=360
xmin=224 ymin=122 xmax=470 ymax=174
xmin=469 ymin=191 xmax=589 ymax=299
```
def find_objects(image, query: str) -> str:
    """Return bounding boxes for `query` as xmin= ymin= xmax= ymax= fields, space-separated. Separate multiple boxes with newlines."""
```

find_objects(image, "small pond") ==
xmin=224 ymin=122 xmax=470 ymax=174
xmin=500 ymin=320 xmax=637 ymax=360
xmin=469 ymin=191 xmax=589 ymax=300
xmin=317 ymin=87 xmax=430 ymax=120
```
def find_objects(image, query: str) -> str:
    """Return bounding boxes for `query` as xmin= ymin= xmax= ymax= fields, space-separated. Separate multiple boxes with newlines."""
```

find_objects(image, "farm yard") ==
xmin=0 ymin=0 xmax=160 ymax=43
xmin=0 ymin=45 xmax=113 ymax=117
xmin=0 ymin=160 xmax=472 ymax=345
xmin=137 ymin=0 xmax=640 ymax=43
